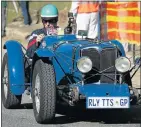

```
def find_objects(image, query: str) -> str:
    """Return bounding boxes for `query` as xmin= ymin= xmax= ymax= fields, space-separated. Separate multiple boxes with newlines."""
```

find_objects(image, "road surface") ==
xmin=2 ymin=93 xmax=141 ymax=127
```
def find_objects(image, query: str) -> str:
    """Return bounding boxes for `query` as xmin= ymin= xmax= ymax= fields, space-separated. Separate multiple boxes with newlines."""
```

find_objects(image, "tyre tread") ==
xmin=33 ymin=59 xmax=56 ymax=123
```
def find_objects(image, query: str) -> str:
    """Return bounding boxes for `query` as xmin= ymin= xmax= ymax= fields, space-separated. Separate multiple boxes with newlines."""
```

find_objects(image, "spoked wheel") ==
xmin=34 ymin=73 xmax=40 ymax=113
xmin=32 ymin=59 xmax=56 ymax=124
xmin=1 ymin=53 xmax=22 ymax=109
xmin=3 ymin=63 xmax=8 ymax=99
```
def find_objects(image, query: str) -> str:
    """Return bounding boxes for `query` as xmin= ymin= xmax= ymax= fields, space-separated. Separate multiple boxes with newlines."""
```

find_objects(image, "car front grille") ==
xmin=81 ymin=47 xmax=117 ymax=84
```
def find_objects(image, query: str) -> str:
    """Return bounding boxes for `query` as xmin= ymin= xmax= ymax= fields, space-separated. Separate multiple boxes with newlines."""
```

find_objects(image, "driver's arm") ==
xmin=26 ymin=29 xmax=45 ymax=58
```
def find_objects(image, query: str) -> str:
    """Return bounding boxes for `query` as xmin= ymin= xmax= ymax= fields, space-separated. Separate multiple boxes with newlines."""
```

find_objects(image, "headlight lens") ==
xmin=115 ymin=57 xmax=131 ymax=73
xmin=77 ymin=57 xmax=92 ymax=73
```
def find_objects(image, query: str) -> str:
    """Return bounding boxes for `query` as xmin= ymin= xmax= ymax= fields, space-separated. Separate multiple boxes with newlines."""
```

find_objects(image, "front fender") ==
xmin=110 ymin=40 xmax=126 ymax=56
xmin=4 ymin=40 xmax=25 ymax=95
xmin=35 ymin=48 xmax=55 ymax=58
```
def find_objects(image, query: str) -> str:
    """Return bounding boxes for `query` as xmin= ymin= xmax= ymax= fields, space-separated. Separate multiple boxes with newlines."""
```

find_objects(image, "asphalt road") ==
xmin=2 ymin=92 xmax=141 ymax=127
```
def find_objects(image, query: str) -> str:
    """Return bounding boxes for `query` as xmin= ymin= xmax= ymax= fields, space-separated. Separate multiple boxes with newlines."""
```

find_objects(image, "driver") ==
xmin=26 ymin=4 xmax=59 ymax=58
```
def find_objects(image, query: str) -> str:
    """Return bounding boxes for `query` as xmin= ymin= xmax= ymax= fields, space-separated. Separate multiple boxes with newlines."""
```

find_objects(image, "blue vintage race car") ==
xmin=1 ymin=30 xmax=141 ymax=124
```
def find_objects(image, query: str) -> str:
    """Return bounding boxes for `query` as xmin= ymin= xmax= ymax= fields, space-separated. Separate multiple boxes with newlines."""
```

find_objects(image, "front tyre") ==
xmin=1 ymin=53 xmax=22 ymax=109
xmin=32 ymin=59 xmax=56 ymax=124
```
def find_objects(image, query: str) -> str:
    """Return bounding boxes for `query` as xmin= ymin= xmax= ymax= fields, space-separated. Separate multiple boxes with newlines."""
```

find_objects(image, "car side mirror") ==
xmin=68 ymin=12 xmax=73 ymax=18
xmin=78 ymin=30 xmax=88 ymax=37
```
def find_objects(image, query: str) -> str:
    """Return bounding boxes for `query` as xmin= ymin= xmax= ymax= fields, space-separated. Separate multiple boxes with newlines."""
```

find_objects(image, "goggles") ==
xmin=42 ymin=19 xmax=57 ymax=24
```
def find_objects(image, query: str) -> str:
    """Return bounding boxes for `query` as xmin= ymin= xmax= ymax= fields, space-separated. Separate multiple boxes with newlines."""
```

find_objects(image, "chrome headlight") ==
xmin=115 ymin=57 xmax=131 ymax=73
xmin=77 ymin=57 xmax=92 ymax=73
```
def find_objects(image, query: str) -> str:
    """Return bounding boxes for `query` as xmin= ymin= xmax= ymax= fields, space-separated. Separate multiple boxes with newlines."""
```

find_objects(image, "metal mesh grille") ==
xmin=81 ymin=47 xmax=117 ymax=84
xmin=100 ymin=48 xmax=117 ymax=83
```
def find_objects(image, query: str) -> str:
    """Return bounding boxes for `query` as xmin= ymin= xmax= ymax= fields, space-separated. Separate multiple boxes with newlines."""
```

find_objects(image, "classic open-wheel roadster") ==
xmin=2 ymin=30 xmax=141 ymax=124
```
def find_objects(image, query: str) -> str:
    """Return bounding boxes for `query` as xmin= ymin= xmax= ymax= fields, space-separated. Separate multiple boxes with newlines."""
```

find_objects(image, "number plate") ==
xmin=87 ymin=97 xmax=129 ymax=109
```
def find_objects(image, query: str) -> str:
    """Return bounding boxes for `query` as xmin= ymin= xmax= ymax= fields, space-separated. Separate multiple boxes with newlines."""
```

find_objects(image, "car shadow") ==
xmin=55 ymin=104 xmax=141 ymax=124
xmin=19 ymin=103 xmax=33 ymax=109
xmin=19 ymin=103 xmax=141 ymax=124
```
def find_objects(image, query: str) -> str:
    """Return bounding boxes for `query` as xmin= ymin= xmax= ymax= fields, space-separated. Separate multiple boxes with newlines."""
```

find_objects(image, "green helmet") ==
xmin=41 ymin=4 xmax=58 ymax=21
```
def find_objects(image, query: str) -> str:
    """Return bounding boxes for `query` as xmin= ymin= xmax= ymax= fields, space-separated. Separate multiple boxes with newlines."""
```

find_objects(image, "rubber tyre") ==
xmin=1 ymin=53 xmax=22 ymax=109
xmin=32 ymin=59 xmax=56 ymax=124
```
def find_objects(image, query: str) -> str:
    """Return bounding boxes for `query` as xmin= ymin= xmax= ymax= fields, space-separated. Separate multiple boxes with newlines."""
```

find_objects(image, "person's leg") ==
xmin=1 ymin=7 xmax=6 ymax=37
xmin=27 ymin=1 xmax=32 ymax=24
xmin=19 ymin=1 xmax=30 ymax=25
xmin=76 ymin=13 xmax=90 ymax=37
xmin=122 ymin=42 xmax=129 ymax=53
xmin=88 ymin=12 xmax=99 ymax=39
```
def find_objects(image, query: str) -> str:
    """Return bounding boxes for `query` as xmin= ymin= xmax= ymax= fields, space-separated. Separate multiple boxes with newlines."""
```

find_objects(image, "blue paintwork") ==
xmin=35 ymin=48 xmax=55 ymax=57
xmin=42 ymin=34 xmax=77 ymax=46
xmin=36 ymin=35 xmax=126 ymax=85
xmin=70 ymin=83 xmax=130 ymax=108
xmin=4 ymin=40 xmax=25 ymax=95
xmin=77 ymin=83 xmax=129 ymax=97
xmin=4 ymin=34 xmax=127 ymax=98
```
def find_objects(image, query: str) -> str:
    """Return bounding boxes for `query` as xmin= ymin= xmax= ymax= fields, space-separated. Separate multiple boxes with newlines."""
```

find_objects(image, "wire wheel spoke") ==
xmin=3 ymin=64 xmax=8 ymax=99
xmin=34 ymin=74 xmax=40 ymax=113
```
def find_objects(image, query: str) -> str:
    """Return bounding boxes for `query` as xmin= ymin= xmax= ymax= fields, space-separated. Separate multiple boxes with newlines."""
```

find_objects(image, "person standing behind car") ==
xmin=70 ymin=1 xmax=100 ymax=39
xmin=1 ymin=1 xmax=7 ymax=37
xmin=19 ymin=1 xmax=32 ymax=26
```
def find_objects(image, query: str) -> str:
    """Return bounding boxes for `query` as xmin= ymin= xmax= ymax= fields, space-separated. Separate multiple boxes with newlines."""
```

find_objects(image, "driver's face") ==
xmin=42 ymin=20 xmax=51 ymax=28
xmin=42 ymin=19 xmax=57 ymax=28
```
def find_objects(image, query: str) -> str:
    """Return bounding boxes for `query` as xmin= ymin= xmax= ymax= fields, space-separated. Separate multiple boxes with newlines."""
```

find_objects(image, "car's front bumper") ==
xmin=70 ymin=83 xmax=130 ymax=109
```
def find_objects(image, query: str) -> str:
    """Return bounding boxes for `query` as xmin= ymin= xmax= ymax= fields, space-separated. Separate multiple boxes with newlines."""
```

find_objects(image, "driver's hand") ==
xmin=36 ymin=34 xmax=45 ymax=42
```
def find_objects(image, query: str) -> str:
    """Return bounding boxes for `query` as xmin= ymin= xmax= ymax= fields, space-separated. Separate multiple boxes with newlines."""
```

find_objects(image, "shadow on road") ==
xmin=18 ymin=103 xmax=141 ymax=124
xmin=56 ymin=104 xmax=141 ymax=124
xmin=19 ymin=103 xmax=33 ymax=109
